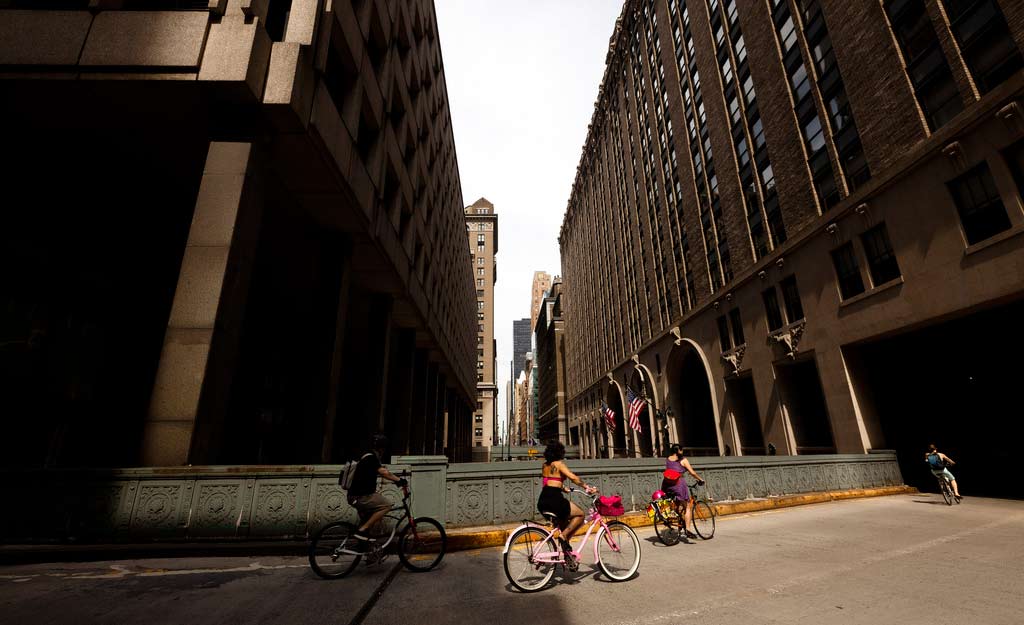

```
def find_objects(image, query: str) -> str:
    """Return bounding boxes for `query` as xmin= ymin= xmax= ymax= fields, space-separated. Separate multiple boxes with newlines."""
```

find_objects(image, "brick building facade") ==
xmin=560 ymin=0 xmax=1024 ymax=495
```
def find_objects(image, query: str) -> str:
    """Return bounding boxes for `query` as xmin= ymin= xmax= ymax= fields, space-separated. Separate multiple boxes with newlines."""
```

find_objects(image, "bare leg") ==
xmin=358 ymin=508 xmax=388 ymax=534
xmin=683 ymin=498 xmax=695 ymax=532
xmin=563 ymin=502 xmax=585 ymax=541
xmin=950 ymin=479 xmax=960 ymax=498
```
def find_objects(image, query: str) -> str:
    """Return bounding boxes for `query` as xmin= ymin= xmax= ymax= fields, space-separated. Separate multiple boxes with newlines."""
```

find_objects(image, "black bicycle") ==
xmin=309 ymin=474 xmax=447 ymax=578
xmin=935 ymin=473 xmax=961 ymax=506
xmin=687 ymin=478 xmax=716 ymax=539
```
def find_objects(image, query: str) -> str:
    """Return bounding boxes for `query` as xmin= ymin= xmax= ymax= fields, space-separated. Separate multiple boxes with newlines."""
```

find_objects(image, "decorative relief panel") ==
xmin=452 ymin=481 xmax=491 ymax=526
xmin=131 ymin=481 xmax=190 ymax=536
xmin=251 ymin=479 xmax=306 ymax=537
xmin=764 ymin=467 xmax=784 ymax=496
xmin=189 ymin=481 xmax=246 ymax=538
xmin=309 ymin=480 xmax=356 ymax=531
xmin=73 ymin=483 xmax=129 ymax=539
xmin=497 ymin=478 xmax=535 ymax=522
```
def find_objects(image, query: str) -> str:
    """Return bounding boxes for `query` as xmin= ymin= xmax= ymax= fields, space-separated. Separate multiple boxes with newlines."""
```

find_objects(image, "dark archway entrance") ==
xmin=845 ymin=298 xmax=1024 ymax=498
xmin=775 ymin=357 xmax=836 ymax=454
xmin=726 ymin=375 xmax=765 ymax=455
xmin=606 ymin=383 xmax=628 ymax=457
xmin=666 ymin=343 xmax=719 ymax=457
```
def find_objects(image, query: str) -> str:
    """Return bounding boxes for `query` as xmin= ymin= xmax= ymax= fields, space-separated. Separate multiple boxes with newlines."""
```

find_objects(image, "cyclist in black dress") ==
xmin=538 ymin=441 xmax=596 ymax=564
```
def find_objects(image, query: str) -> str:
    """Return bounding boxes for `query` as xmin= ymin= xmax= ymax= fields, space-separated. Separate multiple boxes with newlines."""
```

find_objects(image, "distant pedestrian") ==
xmin=767 ymin=442 xmax=777 ymax=456
xmin=925 ymin=443 xmax=961 ymax=500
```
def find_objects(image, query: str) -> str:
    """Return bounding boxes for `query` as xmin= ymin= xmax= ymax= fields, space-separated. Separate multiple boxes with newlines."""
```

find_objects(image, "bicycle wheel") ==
xmin=398 ymin=517 xmax=447 ymax=572
xmin=503 ymin=526 xmax=556 ymax=593
xmin=596 ymin=520 xmax=641 ymax=582
xmin=692 ymin=501 xmax=716 ymax=539
xmin=309 ymin=521 xmax=362 ymax=579
xmin=939 ymin=480 xmax=953 ymax=506
xmin=653 ymin=505 xmax=680 ymax=546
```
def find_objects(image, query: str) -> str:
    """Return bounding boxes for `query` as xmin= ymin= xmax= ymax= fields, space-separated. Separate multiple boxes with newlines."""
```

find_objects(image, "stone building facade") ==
xmin=465 ymin=197 xmax=498 ymax=455
xmin=534 ymin=278 xmax=568 ymax=443
xmin=530 ymin=271 xmax=552 ymax=331
xmin=0 ymin=0 xmax=478 ymax=467
xmin=560 ymin=0 xmax=1024 ymax=495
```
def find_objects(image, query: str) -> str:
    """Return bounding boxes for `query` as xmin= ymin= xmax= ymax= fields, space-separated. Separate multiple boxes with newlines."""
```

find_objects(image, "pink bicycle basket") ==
xmin=596 ymin=495 xmax=625 ymax=516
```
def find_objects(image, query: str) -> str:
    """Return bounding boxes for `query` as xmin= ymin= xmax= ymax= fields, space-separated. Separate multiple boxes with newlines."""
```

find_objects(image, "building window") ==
xmin=762 ymin=287 xmax=784 ymax=332
xmin=477 ymin=279 xmax=484 ymax=287
xmin=477 ymin=361 xmax=484 ymax=369
xmin=478 ymin=268 xmax=485 ymax=276
xmin=477 ymin=234 xmax=486 ymax=245
xmin=941 ymin=0 xmax=1023 ymax=94
xmin=478 ymin=258 xmax=484 ymax=266
xmin=779 ymin=275 xmax=805 ymax=322
xmin=477 ymin=335 xmax=483 ymax=344
xmin=475 ymin=428 xmax=483 ymax=436
xmin=478 ymin=244 xmax=485 ymax=253
xmin=1002 ymin=138 xmax=1024 ymax=198
xmin=728 ymin=308 xmax=745 ymax=346
xmin=475 ymin=415 xmax=483 ymax=423
xmin=478 ymin=324 xmax=483 ymax=333
xmin=884 ymin=0 xmax=963 ymax=130
xmin=477 ymin=373 xmax=484 ymax=382
xmin=477 ymin=289 xmax=485 ymax=298
xmin=477 ymin=301 xmax=484 ymax=311
xmin=716 ymin=315 xmax=732 ymax=351
xmin=831 ymin=242 xmax=866 ymax=300
xmin=478 ymin=223 xmax=485 ymax=231
xmin=860 ymin=223 xmax=902 ymax=286
xmin=947 ymin=163 xmax=1012 ymax=245
xmin=478 ymin=348 xmax=484 ymax=358
xmin=477 ymin=312 xmax=484 ymax=321
xmin=477 ymin=401 xmax=483 ymax=410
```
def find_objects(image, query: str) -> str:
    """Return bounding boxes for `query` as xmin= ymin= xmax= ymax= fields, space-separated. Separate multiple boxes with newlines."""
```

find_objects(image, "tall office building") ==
xmin=560 ymin=0 xmax=1024 ymax=494
xmin=530 ymin=271 xmax=552 ymax=330
xmin=465 ymin=197 xmax=498 ymax=455
xmin=512 ymin=318 xmax=532 ymax=376
xmin=534 ymin=278 xmax=568 ymax=443
xmin=0 ymin=0 xmax=479 ymax=466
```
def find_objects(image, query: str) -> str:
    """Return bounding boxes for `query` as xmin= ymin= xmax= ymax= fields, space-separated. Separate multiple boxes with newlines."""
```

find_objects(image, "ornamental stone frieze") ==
xmin=768 ymin=320 xmax=806 ymax=359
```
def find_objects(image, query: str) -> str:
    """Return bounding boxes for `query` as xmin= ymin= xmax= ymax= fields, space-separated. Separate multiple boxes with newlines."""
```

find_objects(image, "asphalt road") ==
xmin=2 ymin=493 xmax=1022 ymax=625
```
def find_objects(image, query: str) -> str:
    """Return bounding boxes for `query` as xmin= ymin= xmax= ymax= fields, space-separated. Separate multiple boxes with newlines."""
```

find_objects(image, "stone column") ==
xmin=408 ymin=350 xmax=428 ymax=455
xmin=384 ymin=329 xmax=416 ymax=456
xmin=141 ymin=142 xmax=258 ymax=466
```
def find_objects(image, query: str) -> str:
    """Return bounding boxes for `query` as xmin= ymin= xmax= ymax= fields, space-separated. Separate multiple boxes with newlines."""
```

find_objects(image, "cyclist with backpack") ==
xmin=925 ymin=444 xmax=961 ymax=501
xmin=345 ymin=434 xmax=407 ymax=546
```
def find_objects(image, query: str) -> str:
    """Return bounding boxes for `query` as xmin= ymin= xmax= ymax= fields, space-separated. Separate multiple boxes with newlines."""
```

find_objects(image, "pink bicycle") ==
xmin=502 ymin=488 xmax=641 ymax=592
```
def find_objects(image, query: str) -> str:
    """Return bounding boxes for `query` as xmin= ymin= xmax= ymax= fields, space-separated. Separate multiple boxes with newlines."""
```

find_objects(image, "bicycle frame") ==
xmin=501 ymin=496 xmax=623 ymax=564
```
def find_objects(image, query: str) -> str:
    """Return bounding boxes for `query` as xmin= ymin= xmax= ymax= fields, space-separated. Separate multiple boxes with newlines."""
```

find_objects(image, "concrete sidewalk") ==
xmin=1 ymin=485 xmax=913 ymax=564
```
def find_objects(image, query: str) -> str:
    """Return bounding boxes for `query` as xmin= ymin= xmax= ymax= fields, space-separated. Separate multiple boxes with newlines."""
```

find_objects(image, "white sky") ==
xmin=435 ymin=0 xmax=625 ymax=442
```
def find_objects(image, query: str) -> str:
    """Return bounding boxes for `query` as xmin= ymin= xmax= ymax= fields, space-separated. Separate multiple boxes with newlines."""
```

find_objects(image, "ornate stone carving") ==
xmin=768 ymin=320 xmax=806 ymax=358
xmin=192 ymin=482 xmax=243 ymax=536
xmin=252 ymin=481 xmax=300 ymax=535
xmin=670 ymin=326 xmax=683 ymax=345
xmin=499 ymin=479 xmax=534 ymax=521
xmin=721 ymin=344 xmax=746 ymax=376
xmin=996 ymin=101 xmax=1024 ymax=134
xmin=132 ymin=483 xmax=184 ymax=531
xmin=942 ymin=141 xmax=966 ymax=170
xmin=454 ymin=481 xmax=491 ymax=525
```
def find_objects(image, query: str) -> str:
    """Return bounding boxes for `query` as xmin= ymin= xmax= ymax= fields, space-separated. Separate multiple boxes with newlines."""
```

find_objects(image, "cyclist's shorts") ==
xmin=537 ymin=486 xmax=570 ymax=522
xmin=931 ymin=468 xmax=956 ymax=481
xmin=349 ymin=492 xmax=391 ymax=518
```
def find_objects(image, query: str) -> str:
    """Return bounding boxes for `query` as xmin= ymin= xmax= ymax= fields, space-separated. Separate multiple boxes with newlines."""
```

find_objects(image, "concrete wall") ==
xmin=1 ymin=451 xmax=902 ymax=543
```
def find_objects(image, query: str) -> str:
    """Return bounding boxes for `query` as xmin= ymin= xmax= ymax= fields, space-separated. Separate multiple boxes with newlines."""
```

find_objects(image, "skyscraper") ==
xmin=530 ymin=271 xmax=552 ymax=331
xmin=512 ymin=318 xmax=532 ymax=377
xmin=465 ymin=197 xmax=499 ymax=456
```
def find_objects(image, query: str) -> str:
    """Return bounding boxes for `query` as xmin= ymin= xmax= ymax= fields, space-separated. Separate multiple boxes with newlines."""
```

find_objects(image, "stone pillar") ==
xmin=408 ymin=350 xmax=428 ymax=455
xmin=394 ymin=455 xmax=448 ymax=525
xmin=141 ymin=142 xmax=258 ymax=466
xmin=321 ymin=251 xmax=352 ymax=462
xmin=754 ymin=364 xmax=796 ymax=455
xmin=385 ymin=329 xmax=415 ymax=456
xmin=816 ymin=348 xmax=869 ymax=454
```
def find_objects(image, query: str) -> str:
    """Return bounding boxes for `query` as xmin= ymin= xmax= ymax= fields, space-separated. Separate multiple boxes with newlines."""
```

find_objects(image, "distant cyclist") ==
xmin=925 ymin=444 xmax=961 ymax=501
xmin=348 ymin=434 xmax=407 ymax=546
xmin=662 ymin=443 xmax=704 ymax=540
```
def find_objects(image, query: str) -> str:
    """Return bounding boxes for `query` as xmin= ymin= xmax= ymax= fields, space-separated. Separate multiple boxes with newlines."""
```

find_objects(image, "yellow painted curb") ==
xmin=443 ymin=485 xmax=916 ymax=552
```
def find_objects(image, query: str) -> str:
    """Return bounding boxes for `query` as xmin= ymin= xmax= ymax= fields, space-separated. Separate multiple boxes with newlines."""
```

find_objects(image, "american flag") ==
xmin=601 ymin=401 xmax=616 ymax=432
xmin=625 ymin=386 xmax=645 ymax=433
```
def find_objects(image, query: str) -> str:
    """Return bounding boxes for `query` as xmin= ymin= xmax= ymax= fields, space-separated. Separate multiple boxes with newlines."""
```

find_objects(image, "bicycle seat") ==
xmin=540 ymin=511 xmax=560 ymax=521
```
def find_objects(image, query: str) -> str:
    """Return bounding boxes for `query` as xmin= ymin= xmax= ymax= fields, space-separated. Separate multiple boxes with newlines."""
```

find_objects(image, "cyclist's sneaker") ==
xmin=352 ymin=532 xmax=376 ymax=551
xmin=684 ymin=530 xmax=698 ymax=540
